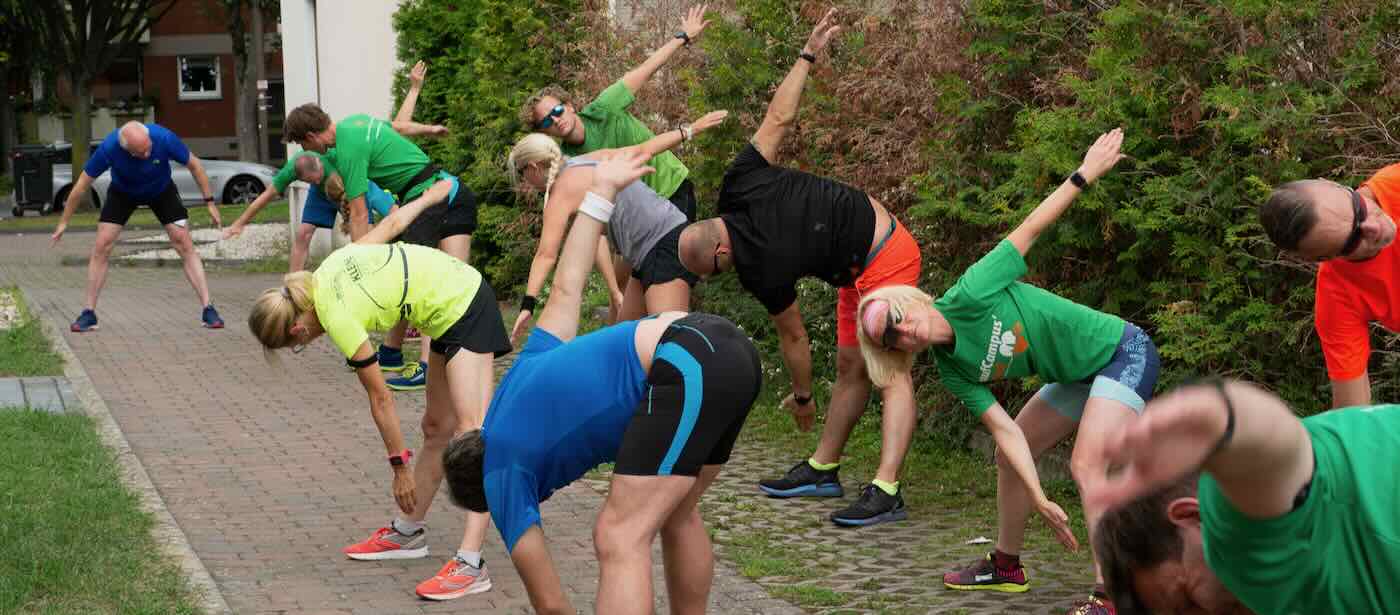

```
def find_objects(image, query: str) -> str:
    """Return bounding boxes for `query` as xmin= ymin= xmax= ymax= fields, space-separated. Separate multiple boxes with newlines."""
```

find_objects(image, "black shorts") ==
xmin=400 ymin=180 xmax=477 ymax=247
xmin=614 ymin=313 xmax=762 ymax=477
xmin=99 ymin=183 xmax=187 ymax=226
xmin=429 ymin=278 xmax=513 ymax=362
xmin=633 ymin=223 xmax=700 ymax=290
xmin=668 ymin=179 xmax=697 ymax=222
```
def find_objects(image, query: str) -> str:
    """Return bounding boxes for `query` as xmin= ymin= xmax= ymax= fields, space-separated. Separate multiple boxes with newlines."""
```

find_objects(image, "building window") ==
xmin=178 ymin=56 xmax=221 ymax=100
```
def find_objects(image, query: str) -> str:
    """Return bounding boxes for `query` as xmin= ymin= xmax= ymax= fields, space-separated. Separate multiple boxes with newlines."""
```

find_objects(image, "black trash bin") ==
xmin=11 ymin=144 xmax=58 ymax=217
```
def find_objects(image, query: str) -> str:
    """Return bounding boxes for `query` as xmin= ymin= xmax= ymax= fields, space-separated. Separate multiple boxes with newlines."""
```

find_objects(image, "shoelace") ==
xmin=398 ymin=362 xmax=424 ymax=379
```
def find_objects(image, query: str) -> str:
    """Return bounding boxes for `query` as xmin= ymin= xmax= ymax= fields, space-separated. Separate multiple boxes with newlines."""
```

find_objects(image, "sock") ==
xmin=391 ymin=517 xmax=424 ymax=535
xmin=456 ymin=549 xmax=482 ymax=567
xmin=577 ymin=191 xmax=616 ymax=223
xmin=991 ymin=549 xmax=1020 ymax=572
xmin=379 ymin=343 xmax=402 ymax=355
xmin=807 ymin=458 xmax=839 ymax=472
xmin=1092 ymin=583 xmax=1108 ymax=599
xmin=872 ymin=478 xmax=899 ymax=496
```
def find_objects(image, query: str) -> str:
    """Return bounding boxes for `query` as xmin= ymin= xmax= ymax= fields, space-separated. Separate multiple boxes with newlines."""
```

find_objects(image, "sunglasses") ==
xmin=882 ymin=308 xmax=902 ymax=350
xmin=1338 ymin=187 xmax=1367 ymax=258
xmin=536 ymin=104 xmax=566 ymax=130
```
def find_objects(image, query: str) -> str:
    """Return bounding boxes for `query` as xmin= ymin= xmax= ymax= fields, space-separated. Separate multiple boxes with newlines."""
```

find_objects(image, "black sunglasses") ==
xmin=536 ymin=104 xmax=566 ymax=130
xmin=882 ymin=308 xmax=902 ymax=350
xmin=1338 ymin=188 xmax=1367 ymax=258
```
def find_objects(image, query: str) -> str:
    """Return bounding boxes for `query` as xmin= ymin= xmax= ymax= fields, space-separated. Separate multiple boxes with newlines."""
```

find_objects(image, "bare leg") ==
xmin=873 ymin=371 xmax=917 ymax=484
xmin=84 ymin=222 xmax=123 ymax=310
xmin=619 ymin=277 xmax=647 ymax=322
xmin=1071 ymin=397 xmax=1138 ymax=585
xmin=661 ymin=465 xmax=723 ymax=615
xmin=408 ymin=348 xmax=494 ymax=525
xmin=643 ymin=278 xmax=690 ymax=315
xmin=994 ymin=396 xmax=1076 ymax=555
xmin=165 ymin=222 xmax=212 ymax=307
xmin=811 ymin=346 xmax=873 ymax=465
xmin=289 ymin=222 xmax=317 ymax=272
xmin=595 ymin=473 xmax=699 ymax=615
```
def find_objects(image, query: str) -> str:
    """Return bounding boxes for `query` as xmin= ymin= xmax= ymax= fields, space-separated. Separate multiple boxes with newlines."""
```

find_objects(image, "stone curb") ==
xmin=34 ymin=290 xmax=233 ymax=615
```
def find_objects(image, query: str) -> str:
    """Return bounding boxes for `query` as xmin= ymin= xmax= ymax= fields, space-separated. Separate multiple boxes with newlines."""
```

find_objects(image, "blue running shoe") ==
xmin=202 ymin=305 xmax=225 ymax=329
xmin=830 ymin=483 xmax=908 ymax=527
xmin=386 ymin=360 xmax=427 ymax=391
xmin=758 ymin=460 xmax=844 ymax=498
xmin=71 ymin=309 xmax=99 ymax=332
xmin=378 ymin=345 xmax=406 ymax=372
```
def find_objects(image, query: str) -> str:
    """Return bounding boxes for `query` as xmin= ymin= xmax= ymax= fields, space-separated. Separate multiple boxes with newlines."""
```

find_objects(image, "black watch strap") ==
xmin=1069 ymin=171 xmax=1089 ymax=190
xmin=799 ymin=52 xmax=817 ymax=65
xmin=675 ymin=31 xmax=691 ymax=46
xmin=794 ymin=393 xmax=812 ymax=406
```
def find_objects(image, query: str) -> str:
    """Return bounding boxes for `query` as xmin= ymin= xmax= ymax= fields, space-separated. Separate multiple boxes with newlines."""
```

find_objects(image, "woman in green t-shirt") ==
xmin=245 ymin=182 xmax=512 ymax=601
xmin=857 ymin=129 xmax=1159 ymax=615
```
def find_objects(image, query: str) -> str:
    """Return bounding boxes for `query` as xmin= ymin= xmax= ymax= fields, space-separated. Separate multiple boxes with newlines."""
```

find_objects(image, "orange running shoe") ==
xmin=416 ymin=556 xmax=492 ymax=601
xmin=342 ymin=526 xmax=427 ymax=561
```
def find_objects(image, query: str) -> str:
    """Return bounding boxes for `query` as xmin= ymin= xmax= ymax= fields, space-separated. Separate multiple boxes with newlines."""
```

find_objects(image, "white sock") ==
xmin=456 ymin=549 xmax=482 ymax=567
xmin=577 ymin=191 xmax=616 ymax=223
xmin=392 ymin=517 xmax=424 ymax=535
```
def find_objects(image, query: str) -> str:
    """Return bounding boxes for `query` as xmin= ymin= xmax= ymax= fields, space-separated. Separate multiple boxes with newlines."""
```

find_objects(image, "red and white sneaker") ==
xmin=416 ymin=557 xmax=492 ymax=601
xmin=342 ymin=526 xmax=428 ymax=561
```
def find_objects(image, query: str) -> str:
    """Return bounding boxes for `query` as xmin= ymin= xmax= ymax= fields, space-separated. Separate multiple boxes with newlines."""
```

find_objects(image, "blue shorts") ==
xmin=1037 ymin=322 xmax=1159 ymax=420
xmin=300 ymin=182 xmax=396 ymax=229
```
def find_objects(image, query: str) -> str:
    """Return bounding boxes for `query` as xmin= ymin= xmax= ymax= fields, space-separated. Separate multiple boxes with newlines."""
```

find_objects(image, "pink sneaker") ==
xmin=416 ymin=557 xmax=492 ymax=600
xmin=342 ymin=526 xmax=427 ymax=561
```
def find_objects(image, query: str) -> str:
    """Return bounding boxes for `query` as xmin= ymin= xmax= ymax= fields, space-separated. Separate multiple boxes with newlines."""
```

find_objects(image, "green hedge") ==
xmin=398 ymin=0 xmax=1400 ymax=416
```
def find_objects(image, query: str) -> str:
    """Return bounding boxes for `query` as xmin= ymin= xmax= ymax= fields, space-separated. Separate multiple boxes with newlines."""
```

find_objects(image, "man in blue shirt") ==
xmin=442 ymin=153 xmax=763 ymax=615
xmin=50 ymin=121 xmax=224 ymax=331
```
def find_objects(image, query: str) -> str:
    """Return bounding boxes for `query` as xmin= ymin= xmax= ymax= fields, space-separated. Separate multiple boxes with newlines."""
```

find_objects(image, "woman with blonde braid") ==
xmin=246 ymin=178 xmax=510 ymax=603
xmin=506 ymin=109 xmax=728 ymax=344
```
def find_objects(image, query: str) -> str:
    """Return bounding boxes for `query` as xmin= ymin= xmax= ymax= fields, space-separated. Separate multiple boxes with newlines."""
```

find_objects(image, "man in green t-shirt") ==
xmin=518 ymin=4 xmax=710 ymax=221
xmin=1090 ymin=380 xmax=1400 ymax=615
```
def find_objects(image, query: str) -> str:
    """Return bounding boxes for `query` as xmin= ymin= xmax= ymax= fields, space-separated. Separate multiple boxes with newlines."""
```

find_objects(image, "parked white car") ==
xmin=51 ymin=158 xmax=278 ymax=214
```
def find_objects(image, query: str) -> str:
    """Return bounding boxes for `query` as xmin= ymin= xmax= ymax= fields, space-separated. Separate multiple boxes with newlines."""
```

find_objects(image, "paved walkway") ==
xmin=0 ymin=232 xmax=800 ymax=615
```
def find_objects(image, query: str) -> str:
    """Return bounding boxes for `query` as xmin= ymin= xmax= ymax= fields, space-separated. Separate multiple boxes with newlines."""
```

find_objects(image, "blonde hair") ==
xmin=507 ymin=132 xmax=563 ymax=206
xmin=294 ymin=153 xmax=356 ymax=234
xmin=856 ymin=285 xmax=935 ymax=387
xmin=248 ymin=271 xmax=316 ymax=359
xmin=518 ymin=85 xmax=571 ymax=131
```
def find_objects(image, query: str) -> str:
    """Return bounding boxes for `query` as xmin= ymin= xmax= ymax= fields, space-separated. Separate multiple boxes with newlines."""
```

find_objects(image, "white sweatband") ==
xmin=577 ymin=191 xmax=616 ymax=223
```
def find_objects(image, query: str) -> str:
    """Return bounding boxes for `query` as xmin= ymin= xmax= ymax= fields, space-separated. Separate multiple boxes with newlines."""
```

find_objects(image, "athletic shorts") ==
xmin=429 ymin=278 xmax=513 ymax=362
xmin=400 ymin=174 xmax=477 ymax=247
xmin=1037 ymin=322 xmax=1160 ymax=420
xmin=99 ymin=183 xmax=187 ymax=226
xmin=614 ymin=313 xmax=762 ymax=477
xmin=836 ymin=219 xmax=922 ymax=347
xmin=667 ymin=179 xmax=697 ymax=223
xmin=633 ymin=223 xmax=700 ymax=290
xmin=301 ymin=185 xmax=341 ymax=229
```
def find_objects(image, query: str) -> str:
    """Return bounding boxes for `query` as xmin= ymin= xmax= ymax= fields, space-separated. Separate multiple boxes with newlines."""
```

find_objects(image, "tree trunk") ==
xmin=252 ymin=3 xmax=268 ymax=163
xmin=71 ymin=79 xmax=91 ymax=172
xmin=0 ymin=87 xmax=14 ymax=176
xmin=236 ymin=60 xmax=257 ymax=159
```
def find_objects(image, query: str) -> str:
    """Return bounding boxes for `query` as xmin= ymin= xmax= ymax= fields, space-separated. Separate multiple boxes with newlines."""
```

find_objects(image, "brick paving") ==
xmin=0 ymin=232 xmax=800 ymax=615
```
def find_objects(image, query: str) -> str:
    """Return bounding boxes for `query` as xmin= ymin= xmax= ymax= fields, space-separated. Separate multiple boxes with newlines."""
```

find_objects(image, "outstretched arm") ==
xmin=511 ymin=527 xmax=574 ymax=615
xmin=352 ymin=341 xmax=416 ymax=515
xmin=357 ymin=178 xmax=453 ymax=245
xmin=395 ymin=60 xmax=427 ymax=123
xmin=50 ymin=172 xmax=97 ymax=246
xmin=1005 ymin=128 xmax=1124 ymax=256
xmin=510 ymin=173 xmax=590 ymax=345
xmin=224 ymin=184 xmax=284 ymax=239
xmin=771 ymin=303 xmax=816 ymax=431
xmin=605 ymin=110 xmax=729 ymax=161
xmin=982 ymin=405 xmax=1079 ymax=550
xmin=390 ymin=120 xmax=448 ymax=137
xmin=750 ymin=8 xmax=840 ymax=162
xmin=619 ymin=4 xmax=711 ymax=95
xmin=1087 ymin=381 xmax=1315 ymax=519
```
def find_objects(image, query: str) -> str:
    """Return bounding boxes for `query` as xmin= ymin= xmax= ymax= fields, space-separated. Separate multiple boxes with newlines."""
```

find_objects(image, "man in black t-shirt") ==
xmin=677 ymin=9 xmax=923 ymax=527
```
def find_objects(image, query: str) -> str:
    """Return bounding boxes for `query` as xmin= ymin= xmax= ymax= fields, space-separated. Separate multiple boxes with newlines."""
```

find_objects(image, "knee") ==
xmin=420 ymin=412 xmax=459 ymax=443
xmin=169 ymin=233 xmax=195 ymax=254
xmin=296 ymin=226 xmax=317 ymax=244
xmin=836 ymin=351 xmax=867 ymax=381
xmin=593 ymin=509 xmax=648 ymax=562
xmin=1068 ymin=449 xmax=1102 ymax=487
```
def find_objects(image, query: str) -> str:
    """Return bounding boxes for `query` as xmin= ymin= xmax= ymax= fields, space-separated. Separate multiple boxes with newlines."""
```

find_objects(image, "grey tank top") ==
xmin=563 ymin=158 xmax=687 ymax=267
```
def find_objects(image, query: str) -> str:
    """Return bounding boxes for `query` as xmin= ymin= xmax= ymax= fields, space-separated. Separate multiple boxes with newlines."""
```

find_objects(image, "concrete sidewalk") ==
xmin=1 ymin=232 xmax=800 ymax=615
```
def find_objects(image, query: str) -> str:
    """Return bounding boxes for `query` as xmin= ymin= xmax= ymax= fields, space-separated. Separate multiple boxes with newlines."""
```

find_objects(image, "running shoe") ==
xmin=1068 ymin=595 xmax=1117 ymax=615
xmin=343 ymin=526 xmax=428 ymax=561
xmin=416 ymin=556 xmax=492 ymax=600
xmin=202 ymin=305 xmax=225 ymax=329
xmin=404 ymin=327 xmax=422 ymax=341
xmin=943 ymin=552 xmax=1030 ymax=593
xmin=378 ymin=345 xmax=407 ymax=372
xmin=386 ymin=360 xmax=427 ymax=391
xmin=758 ymin=460 xmax=843 ymax=498
xmin=71 ymin=309 xmax=99 ymax=332
xmin=830 ymin=483 xmax=908 ymax=526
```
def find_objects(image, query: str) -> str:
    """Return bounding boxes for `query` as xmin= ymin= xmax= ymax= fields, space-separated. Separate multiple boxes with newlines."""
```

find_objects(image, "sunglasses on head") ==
xmin=536 ymin=104 xmax=566 ymax=130
xmin=882 ymin=308 xmax=902 ymax=350
xmin=1338 ymin=187 xmax=1367 ymax=258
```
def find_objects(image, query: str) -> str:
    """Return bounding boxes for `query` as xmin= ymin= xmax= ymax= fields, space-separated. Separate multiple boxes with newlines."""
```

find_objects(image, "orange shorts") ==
xmin=837 ymin=220 xmax=922 ymax=347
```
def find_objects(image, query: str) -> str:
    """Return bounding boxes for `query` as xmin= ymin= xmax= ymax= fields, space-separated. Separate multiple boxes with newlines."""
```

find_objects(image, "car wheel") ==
xmin=222 ymin=175 xmax=264 ymax=205
xmin=11 ymin=206 xmax=22 ymax=217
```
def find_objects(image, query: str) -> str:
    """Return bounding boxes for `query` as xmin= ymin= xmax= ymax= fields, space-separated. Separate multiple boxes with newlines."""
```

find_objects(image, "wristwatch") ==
xmin=674 ymin=31 xmax=691 ymax=47
xmin=388 ymin=449 xmax=413 ymax=468
xmin=203 ymin=195 xmax=216 ymax=203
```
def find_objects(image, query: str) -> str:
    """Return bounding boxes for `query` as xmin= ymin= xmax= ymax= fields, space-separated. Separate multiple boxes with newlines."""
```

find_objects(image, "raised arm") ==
xmin=750 ymin=8 xmax=840 ymax=162
xmin=609 ymin=110 xmax=728 ymax=160
xmin=358 ymin=178 xmax=453 ymax=245
xmin=510 ymin=172 xmax=591 ymax=345
xmin=390 ymin=120 xmax=448 ymax=138
xmin=395 ymin=61 xmax=427 ymax=123
xmin=1086 ymin=380 xmax=1315 ymax=519
xmin=619 ymin=4 xmax=711 ymax=95
xmin=1005 ymin=128 xmax=1124 ymax=256
xmin=981 ymin=404 xmax=1079 ymax=550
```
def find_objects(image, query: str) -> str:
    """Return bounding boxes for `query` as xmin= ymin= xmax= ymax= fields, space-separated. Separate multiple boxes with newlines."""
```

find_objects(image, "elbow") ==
xmin=765 ymin=110 xmax=797 ymax=129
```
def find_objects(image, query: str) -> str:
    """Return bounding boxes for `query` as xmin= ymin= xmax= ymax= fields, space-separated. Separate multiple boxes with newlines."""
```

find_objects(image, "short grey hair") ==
xmin=117 ymin=121 xmax=149 ymax=150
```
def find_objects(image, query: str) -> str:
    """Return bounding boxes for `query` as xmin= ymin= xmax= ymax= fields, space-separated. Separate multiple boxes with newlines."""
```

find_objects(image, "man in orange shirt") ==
xmin=1260 ymin=164 xmax=1400 ymax=407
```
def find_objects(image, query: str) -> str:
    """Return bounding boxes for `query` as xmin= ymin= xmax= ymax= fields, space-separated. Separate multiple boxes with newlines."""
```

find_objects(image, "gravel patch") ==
xmin=119 ymin=223 xmax=287 ymax=261
xmin=0 ymin=289 xmax=19 ymax=330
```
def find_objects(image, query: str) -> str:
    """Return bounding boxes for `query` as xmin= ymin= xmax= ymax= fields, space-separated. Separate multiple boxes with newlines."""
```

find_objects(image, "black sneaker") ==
xmin=757 ymin=460 xmax=844 ymax=498
xmin=830 ymin=483 xmax=908 ymax=527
